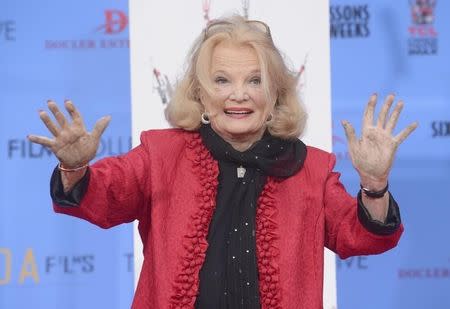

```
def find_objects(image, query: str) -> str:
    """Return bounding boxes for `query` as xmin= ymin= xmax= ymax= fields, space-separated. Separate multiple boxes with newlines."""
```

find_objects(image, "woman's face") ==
xmin=200 ymin=41 xmax=276 ymax=146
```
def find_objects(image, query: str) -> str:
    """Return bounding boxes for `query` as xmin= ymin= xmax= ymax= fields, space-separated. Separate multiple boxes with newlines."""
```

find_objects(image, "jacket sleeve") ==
xmin=323 ymin=153 xmax=403 ymax=259
xmin=51 ymin=133 xmax=152 ymax=229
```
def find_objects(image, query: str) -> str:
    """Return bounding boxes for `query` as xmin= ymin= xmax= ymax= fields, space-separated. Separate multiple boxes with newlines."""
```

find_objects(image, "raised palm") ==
xmin=341 ymin=94 xmax=418 ymax=183
xmin=28 ymin=100 xmax=110 ymax=168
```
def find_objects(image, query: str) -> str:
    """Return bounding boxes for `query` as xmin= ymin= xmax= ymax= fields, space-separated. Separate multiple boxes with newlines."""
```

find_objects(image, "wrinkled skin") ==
xmin=341 ymin=94 xmax=418 ymax=186
xmin=28 ymin=100 xmax=110 ymax=169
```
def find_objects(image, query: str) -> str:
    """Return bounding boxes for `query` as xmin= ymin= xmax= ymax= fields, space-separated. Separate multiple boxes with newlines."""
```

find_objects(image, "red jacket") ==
xmin=53 ymin=129 xmax=403 ymax=309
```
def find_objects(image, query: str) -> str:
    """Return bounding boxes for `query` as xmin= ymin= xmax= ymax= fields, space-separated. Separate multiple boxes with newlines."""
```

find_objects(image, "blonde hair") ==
xmin=165 ymin=15 xmax=307 ymax=139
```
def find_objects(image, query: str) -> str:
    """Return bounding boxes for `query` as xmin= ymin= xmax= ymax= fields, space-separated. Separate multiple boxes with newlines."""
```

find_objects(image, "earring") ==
xmin=201 ymin=113 xmax=210 ymax=124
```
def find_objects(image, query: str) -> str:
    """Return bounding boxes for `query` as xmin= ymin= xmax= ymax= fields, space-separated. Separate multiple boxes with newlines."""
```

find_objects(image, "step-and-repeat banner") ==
xmin=1 ymin=0 xmax=449 ymax=308
xmin=331 ymin=0 xmax=450 ymax=308
xmin=0 ymin=1 xmax=134 ymax=308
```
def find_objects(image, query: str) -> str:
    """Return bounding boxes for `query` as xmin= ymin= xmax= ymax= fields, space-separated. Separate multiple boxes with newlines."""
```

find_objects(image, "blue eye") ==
xmin=214 ymin=77 xmax=228 ymax=84
xmin=250 ymin=77 xmax=261 ymax=85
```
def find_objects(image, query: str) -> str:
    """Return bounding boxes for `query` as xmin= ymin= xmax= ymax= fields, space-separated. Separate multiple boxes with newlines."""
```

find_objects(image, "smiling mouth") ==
xmin=224 ymin=110 xmax=253 ymax=115
xmin=224 ymin=108 xmax=253 ymax=116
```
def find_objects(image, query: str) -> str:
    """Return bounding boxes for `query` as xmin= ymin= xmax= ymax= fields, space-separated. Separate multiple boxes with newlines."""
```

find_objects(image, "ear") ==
xmin=197 ymin=87 xmax=205 ymax=103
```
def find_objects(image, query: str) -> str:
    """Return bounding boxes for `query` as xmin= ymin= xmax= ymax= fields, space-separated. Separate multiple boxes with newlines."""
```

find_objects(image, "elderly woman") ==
xmin=29 ymin=16 xmax=417 ymax=309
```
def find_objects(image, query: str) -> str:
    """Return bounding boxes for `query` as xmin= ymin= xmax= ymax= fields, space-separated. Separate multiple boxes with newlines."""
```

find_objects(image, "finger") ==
xmin=64 ymin=100 xmax=83 ymax=122
xmin=39 ymin=110 xmax=60 ymax=137
xmin=385 ymin=101 xmax=404 ymax=134
xmin=27 ymin=134 xmax=55 ymax=148
xmin=394 ymin=122 xmax=418 ymax=144
xmin=47 ymin=100 xmax=68 ymax=128
xmin=341 ymin=120 xmax=358 ymax=145
xmin=376 ymin=94 xmax=395 ymax=128
xmin=91 ymin=116 xmax=111 ymax=139
xmin=363 ymin=94 xmax=377 ymax=129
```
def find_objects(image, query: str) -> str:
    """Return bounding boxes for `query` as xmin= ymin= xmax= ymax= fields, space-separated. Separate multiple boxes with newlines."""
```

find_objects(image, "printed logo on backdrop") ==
xmin=398 ymin=257 xmax=450 ymax=279
xmin=337 ymin=256 xmax=369 ymax=270
xmin=407 ymin=0 xmax=438 ymax=55
xmin=0 ymin=20 xmax=16 ymax=42
xmin=431 ymin=120 xmax=450 ymax=137
xmin=96 ymin=10 xmax=128 ymax=35
xmin=7 ymin=136 xmax=132 ymax=159
xmin=0 ymin=248 xmax=133 ymax=285
xmin=45 ymin=9 xmax=129 ymax=50
xmin=330 ymin=4 xmax=370 ymax=39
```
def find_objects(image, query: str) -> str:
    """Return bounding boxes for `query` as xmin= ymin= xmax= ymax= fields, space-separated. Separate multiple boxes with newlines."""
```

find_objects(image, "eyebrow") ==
xmin=212 ymin=69 xmax=261 ymax=75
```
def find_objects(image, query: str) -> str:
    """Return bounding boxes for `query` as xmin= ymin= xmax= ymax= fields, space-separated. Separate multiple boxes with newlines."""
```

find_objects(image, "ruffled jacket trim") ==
xmin=169 ymin=133 xmax=282 ymax=309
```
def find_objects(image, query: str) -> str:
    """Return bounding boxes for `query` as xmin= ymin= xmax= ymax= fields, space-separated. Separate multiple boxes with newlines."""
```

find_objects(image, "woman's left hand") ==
xmin=341 ymin=94 xmax=418 ymax=188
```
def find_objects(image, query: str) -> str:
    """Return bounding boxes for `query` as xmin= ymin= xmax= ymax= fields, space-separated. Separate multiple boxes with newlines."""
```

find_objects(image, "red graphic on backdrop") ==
xmin=407 ymin=0 xmax=438 ymax=55
xmin=45 ymin=9 xmax=129 ymax=50
xmin=410 ymin=0 xmax=436 ymax=25
xmin=408 ymin=0 xmax=437 ymax=38
xmin=96 ymin=10 xmax=128 ymax=34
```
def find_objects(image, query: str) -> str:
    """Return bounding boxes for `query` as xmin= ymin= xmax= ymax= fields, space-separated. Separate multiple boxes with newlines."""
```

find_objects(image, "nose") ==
xmin=229 ymin=85 xmax=249 ymax=102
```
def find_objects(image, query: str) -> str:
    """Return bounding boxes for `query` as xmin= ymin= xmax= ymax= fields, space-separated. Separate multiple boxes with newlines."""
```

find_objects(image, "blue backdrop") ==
xmin=1 ymin=1 xmax=449 ymax=308
xmin=331 ymin=1 xmax=450 ymax=308
xmin=0 ymin=1 xmax=134 ymax=308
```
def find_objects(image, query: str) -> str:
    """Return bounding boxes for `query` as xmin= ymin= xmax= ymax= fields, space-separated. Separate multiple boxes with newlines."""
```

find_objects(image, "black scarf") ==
xmin=195 ymin=124 xmax=307 ymax=309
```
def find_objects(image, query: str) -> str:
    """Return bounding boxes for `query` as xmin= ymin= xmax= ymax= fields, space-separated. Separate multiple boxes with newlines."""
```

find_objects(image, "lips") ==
xmin=224 ymin=107 xmax=253 ymax=115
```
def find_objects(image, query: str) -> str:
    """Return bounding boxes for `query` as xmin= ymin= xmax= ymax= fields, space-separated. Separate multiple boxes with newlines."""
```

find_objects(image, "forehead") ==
xmin=210 ymin=41 xmax=260 ymax=72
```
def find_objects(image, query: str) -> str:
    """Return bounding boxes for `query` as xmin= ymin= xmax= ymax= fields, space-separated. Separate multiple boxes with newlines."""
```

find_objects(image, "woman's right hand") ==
xmin=28 ymin=100 xmax=111 ymax=168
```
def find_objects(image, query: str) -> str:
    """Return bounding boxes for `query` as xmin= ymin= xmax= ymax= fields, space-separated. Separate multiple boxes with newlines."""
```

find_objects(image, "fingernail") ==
xmin=47 ymin=99 xmax=53 ymax=103
xmin=38 ymin=109 xmax=44 ymax=113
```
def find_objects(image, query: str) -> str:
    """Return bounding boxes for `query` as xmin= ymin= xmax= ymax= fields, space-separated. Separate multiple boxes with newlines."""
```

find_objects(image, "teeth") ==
xmin=225 ymin=111 xmax=251 ymax=114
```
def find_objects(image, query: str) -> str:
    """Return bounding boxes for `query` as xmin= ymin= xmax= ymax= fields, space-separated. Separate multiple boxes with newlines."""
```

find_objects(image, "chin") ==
xmin=222 ymin=125 xmax=261 ymax=138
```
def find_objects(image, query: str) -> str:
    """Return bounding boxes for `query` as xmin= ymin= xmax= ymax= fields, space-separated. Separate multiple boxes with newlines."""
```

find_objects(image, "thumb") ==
xmin=341 ymin=120 xmax=357 ymax=146
xmin=92 ymin=115 xmax=111 ymax=139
